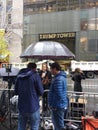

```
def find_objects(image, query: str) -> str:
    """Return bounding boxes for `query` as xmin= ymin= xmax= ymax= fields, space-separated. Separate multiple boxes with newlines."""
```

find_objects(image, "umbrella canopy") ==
xmin=20 ymin=41 xmax=75 ymax=60
xmin=0 ymin=67 xmax=19 ymax=77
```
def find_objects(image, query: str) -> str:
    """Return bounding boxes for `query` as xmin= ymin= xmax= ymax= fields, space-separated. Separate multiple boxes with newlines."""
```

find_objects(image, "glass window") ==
xmin=81 ymin=0 xmax=86 ymax=9
xmin=88 ymin=19 xmax=96 ymax=30
xmin=97 ymin=39 xmax=98 ymax=52
xmin=86 ymin=0 xmax=96 ymax=7
xmin=81 ymin=19 xmax=88 ymax=30
xmin=8 ymin=13 xmax=11 ymax=24
xmin=88 ymin=9 xmax=96 ymax=30
xmin=88 ymin=39 xmax=97 ymax=52
xmin=23 ymin=0 xmax=98 ymax=13
xmin=96 ymin=9 xmax=98 ymax=30
xmin=80 ymin=10 xmax=88 ymax=31
xmin=69 ymin=0 xmax=74 ymax=4
xmin=80 ymin=36 xmax=88 ymax=52
xmin=95 ymin=1 xmax=98 ymax=8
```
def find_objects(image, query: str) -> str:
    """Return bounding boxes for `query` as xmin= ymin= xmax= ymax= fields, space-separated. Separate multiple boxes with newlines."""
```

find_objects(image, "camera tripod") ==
xmin=0 ymin=75 xmax=18 ymax=130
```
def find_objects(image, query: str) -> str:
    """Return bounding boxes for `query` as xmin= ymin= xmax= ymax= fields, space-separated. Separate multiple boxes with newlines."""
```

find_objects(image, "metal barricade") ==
xmin=66 ymin=91 xmax=87 ymax=123
xmin=0 ymin=88 xmax=18 ymax=130
xmin=0 ymin=77 xmax=98 ymax=130
xmin=66 ymin=91 xmax=98 ymax=123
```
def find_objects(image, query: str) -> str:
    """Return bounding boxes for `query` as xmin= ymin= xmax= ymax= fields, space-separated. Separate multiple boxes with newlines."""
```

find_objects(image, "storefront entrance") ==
xmin=39 ymin=32 xmax=76 ymax=54
xmin=39 ymin=32 xmax=76 ymax=71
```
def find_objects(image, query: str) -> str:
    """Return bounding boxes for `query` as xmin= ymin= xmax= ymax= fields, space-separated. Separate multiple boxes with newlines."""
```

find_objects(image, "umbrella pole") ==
xmin=8 ymin=72 xmax=12 ymax=130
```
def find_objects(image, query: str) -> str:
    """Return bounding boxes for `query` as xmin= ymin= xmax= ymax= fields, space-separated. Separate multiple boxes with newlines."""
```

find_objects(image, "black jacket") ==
xmin=39 ymin=70 xmax=52 ymax=89
xmin=72 ymin=72 xmax=85 ymax=92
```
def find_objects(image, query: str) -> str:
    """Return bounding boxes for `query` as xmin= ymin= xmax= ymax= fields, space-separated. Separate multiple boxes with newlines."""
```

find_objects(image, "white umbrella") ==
xmin=20 ymin=41 xmax=75 ymax=60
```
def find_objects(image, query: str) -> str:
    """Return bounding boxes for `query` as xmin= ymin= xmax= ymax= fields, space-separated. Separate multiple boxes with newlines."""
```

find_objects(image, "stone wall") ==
xmin=8 ymin=0 xmax=23 ymax=63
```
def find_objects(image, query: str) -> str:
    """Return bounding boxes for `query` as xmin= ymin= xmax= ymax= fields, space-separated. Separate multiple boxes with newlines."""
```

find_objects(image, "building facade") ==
xmin=0 ymin=0 xmax=23 ymax=63
xmin=23 ymin=0 xmax=98 ymax=61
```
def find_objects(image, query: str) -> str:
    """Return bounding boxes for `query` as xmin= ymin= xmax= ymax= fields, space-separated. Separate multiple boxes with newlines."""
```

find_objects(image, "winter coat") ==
xmin=72 ymin=72 xmax=85 ymax=92
xmin=39 ymin=70 xmax=52 ymax=90
xmin=48 ymin=71 xmax=68 ymax=109
xmin=14 ymin=68 xmax=44 ymax=114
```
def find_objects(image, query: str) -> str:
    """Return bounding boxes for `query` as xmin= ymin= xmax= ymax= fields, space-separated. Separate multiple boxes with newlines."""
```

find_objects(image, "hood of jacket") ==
xmin=15 ymin=68 xmax=44 ymax=114
xmin=17 ymin=68 xmax=35 ymax=79
xmin=55 ymin=71 xmax=66 ymax=78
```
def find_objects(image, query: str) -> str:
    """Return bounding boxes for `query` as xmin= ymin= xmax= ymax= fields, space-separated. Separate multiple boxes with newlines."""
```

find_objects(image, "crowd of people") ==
xmin=14 ymin=61 xmax=84 ymax=130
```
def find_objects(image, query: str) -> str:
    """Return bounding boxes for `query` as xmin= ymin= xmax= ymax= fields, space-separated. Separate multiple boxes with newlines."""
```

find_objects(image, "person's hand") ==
xmin=42 ymin=77 xmax=50 ymax=85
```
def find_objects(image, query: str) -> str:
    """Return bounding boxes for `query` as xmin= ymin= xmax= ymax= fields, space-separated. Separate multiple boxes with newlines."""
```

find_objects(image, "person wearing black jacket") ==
xmin=39 ymin=63 xmax=52 ymax=113
xmin=72 ymin=68 xmax=85 ymax=102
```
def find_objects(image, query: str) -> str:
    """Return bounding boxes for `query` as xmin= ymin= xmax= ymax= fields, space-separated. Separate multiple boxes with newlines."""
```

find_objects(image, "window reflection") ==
xmin=24 ymin=0 xmax=98 ymax=15
xmin=80 ymin=37 xmax=88 ymax=52
xmin=81 ymin=18 xmax=98 ymax=31
xmin=88 ymin=39 xmax=97 ymax=52
xmin=88 ymin=19 xmax=96 ymax=30
xmin=81 ymin=20 xmax=88 ymax=31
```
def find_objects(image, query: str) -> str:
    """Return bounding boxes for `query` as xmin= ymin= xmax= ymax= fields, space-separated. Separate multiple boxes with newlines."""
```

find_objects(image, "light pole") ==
xmin=6 ymin=63 xmax=12 ymax=130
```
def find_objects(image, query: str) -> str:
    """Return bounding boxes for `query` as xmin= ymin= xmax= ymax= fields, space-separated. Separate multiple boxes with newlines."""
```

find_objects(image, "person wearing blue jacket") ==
xmin=14 ymin=62 xmax=44 ymax=130
xmin=48 ymin=62 xmax=68 ymax=130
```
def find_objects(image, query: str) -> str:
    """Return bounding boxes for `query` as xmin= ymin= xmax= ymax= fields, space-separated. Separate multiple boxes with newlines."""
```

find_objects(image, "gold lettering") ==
xmin=53 ymin=34 xmax=56 ymax=38
xmin=60 ymin=34 xmax=64 ymax=38
xmin=43 ymin=34 xmax=48 ymax=39
xmin=48 ymin=34 xmax=56 ymax=39
xmin=68 ymin=33 xmax=75 ymax=37
xmin=39 ymin=32 xmax=75 ymax=40
xmin=57 ymin=34 xmax=60 ymax=38
xmin=63 ymin=33 xmax=69 ymax=38
xmin=39 ymin=35 xmax=43 ymax=39
xmin=68 ymin=33 xmax=71 ymax=37
xmin=71 ymin=33 xmax=75 ymax=37
xmin=42 ymin=35 xmax=45 ymax=39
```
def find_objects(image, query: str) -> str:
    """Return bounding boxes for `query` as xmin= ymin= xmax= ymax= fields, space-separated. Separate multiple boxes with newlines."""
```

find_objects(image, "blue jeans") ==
xmin=51 ymin=108 xmax=65 ymax=130
xmin=18 ymin=109 xmax=40 ymax=130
